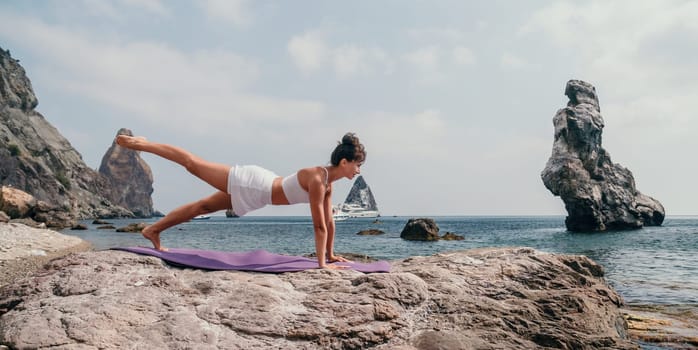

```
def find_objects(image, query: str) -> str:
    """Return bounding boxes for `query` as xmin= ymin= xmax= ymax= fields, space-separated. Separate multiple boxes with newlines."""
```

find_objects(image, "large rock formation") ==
xmin=541 ymin=80 xmax=665 ymax=232
xmin=343 ymin=175 xmax=379 ymax=211
xmin=99 ymin=128 xmax=154 ymax=217
xmin=0 ymin=47 xmax=132 ymax=224
xmin=0 ymin=247 xmax=638 ymax=349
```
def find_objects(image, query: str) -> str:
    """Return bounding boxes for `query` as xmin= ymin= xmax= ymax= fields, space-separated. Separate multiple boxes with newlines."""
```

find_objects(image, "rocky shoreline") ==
xmin=0 ymin=223 xmax=92 ymax=288
xmin=0 ymin=223 xmax=695 ymax=349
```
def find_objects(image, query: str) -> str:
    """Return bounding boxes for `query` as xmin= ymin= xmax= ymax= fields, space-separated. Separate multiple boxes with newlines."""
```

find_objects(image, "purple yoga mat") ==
xmin=113 ymin=247 xmax=390 ymax=273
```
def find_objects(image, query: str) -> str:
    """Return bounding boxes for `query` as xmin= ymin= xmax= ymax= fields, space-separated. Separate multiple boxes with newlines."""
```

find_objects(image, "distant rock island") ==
xmin=0 ymin=47 xmax=154 ymax=224
xmin=541 ymin=80 xmax=665 ymax=231
xmin=343 ymin=176 xmax=378 ymax=211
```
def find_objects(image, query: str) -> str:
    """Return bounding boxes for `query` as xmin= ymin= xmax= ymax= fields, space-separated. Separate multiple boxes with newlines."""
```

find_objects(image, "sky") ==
xmin=0 ymin=0 xmax=697 ymax=216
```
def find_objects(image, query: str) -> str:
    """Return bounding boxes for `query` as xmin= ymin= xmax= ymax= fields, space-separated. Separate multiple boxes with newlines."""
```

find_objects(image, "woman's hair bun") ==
xmin=330 ymin=132 xmax=366 ymax=166
xmin=341 ymin=133 xmax=360 ymax=146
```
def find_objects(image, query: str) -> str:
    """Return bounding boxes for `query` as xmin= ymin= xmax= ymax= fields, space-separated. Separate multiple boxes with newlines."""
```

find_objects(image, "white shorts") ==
xmin=227 ymin=165 xmax=278 ymax=216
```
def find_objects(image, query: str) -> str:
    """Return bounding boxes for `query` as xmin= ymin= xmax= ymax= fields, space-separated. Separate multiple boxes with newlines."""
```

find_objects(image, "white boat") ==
xmin=338 ymin=203 xmax=380 ymax=218
xmin=192 ymin=215 xmax=211 ymax=220
xmin=333 ymin=211 xmax=350 ymax=221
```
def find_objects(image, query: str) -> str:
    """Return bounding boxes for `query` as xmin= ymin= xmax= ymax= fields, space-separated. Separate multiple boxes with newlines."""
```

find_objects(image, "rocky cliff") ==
xmin=0 ymin=247 xmax=638 ymax=349
xmin=343 ymin=175 xmax=379 ymax=211
xmin=541 ymin=80 xmax=665 ymax=231
xmin=0 ymin=47 xmax=132 ymax=223
xmin=99 ymin=128 xmax=154 ymax=217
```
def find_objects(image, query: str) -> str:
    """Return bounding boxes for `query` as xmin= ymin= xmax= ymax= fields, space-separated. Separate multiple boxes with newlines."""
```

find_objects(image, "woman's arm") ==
xmin=324 ymin=190 xmax=336 ymax=258
xmin=307 ymin=171 xmax=347 ymax=269
xmin=308 ymin=177 xmax=328 ymax=268
xmin=324 ymin=190 xmax=351 ymax=263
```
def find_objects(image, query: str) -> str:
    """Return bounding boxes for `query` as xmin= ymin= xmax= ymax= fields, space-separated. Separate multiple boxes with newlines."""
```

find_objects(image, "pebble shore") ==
xmin=0 ymin=223 xmax=92 ymax=287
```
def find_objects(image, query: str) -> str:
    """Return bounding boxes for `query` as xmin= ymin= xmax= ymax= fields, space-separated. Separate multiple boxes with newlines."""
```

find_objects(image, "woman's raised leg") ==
xmin=142 ymin=191 xmax=231 ymax=250
xmin=116 ymin=135 xmax=230 ymax=193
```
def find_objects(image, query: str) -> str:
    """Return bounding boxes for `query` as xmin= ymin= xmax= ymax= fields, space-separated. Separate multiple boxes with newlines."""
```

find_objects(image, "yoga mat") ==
xmin=113 ymin=247 xmax=391 ymax=273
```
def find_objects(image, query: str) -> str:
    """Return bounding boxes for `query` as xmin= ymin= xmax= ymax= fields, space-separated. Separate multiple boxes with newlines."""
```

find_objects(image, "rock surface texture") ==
xmin=0 ymin=247 xmax=638 ymax=349
xmin=541 ymin=80 xmax=665 ymax=231
xmin=99 ymin=128 xmax=154 ymax=217
xmin=0 ymin=223 xmax=90 ymax=287
xmin=0 ymin=47 xmax=132 ymax=224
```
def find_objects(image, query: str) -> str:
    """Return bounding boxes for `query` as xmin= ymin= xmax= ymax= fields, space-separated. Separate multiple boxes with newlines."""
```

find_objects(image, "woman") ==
xmin=115 ymin=132 xmax=365 ymax=270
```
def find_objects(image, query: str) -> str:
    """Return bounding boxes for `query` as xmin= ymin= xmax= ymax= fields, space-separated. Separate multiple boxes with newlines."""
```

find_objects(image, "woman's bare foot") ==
xmin=141 ymin=225 xmax=168 ymax=251
xmin=115 ymin=135 xmax=148 ymax=151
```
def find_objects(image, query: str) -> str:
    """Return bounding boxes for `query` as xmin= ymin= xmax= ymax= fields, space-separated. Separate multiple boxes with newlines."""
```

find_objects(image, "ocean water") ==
xmin=63 ymin=215 xmax=698 ymax=306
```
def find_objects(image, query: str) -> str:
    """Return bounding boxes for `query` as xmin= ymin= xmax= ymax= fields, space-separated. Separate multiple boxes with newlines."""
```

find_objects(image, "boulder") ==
xmin=357 ymin=229 xmax=385 ymax=235
xmin=0 ymin=186 xmax=36 ymax=218
xmin=400 ymin=218 xmax=440 ymax=241
xmin=0 ymin=187 xmax=75 ymax=228
xmin=116 ymin=222 xmax=148 ymax=233
xmin=0 ymin=247 xmax=638 ymax=349
xmin=541 ymin=80 xmax=665 ymax=231
xmin=440 ymin=232 xmax=464 ymax=241
xmin=8 ymin=218 xmax=44 ymax=229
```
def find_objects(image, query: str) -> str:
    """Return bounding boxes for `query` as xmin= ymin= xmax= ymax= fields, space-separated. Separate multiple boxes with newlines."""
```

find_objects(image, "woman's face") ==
xmin=342 ymin=159 xmax=362 ymax=179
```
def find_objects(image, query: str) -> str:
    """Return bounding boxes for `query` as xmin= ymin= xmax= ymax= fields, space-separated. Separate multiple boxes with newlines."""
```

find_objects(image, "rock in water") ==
xmin=0 ymin=47 xmax=132 ymax=224
xmin=541 ymin=80 xmax=665 ymax=231
xmin=99 ymin=128 xmax=154 ymax=217
xmin=400 ymin=218 xmax=440 ymax=241
xmin=343 ymin=175 xmax=379 ymax=211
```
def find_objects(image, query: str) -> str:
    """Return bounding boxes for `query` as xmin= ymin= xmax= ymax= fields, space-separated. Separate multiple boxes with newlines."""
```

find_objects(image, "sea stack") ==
xmin=343 ymin=175 xmax=379 ymax=211
xmin=99 ymin=128 xmax=155 ymax=217
xmin=541 ymin=80 xmax=665 ymax=231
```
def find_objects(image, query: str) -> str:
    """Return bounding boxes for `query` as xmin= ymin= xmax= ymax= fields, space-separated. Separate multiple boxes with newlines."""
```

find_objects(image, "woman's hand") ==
xmin=320 ymin=264 xmax=350 ymax=270
xmin=328 ymin=255 xmax=352 ymax=263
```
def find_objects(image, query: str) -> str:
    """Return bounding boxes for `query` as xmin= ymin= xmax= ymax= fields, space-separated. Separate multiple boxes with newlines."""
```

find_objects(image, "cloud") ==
xmin=200 ymin=0 xmax=252 ymax=26
xmin=287 ymin=31 xmax=330 ymax=74
xmin=287 ymin=27 xmax=476 ymax=81
xmin=500 ymin=52 xmax=527 ymax=69
xmin=121 ymin=0 xmax=169 ymax=16
xmin=521 ymin=0 xmax=698 ymax=134
xmin=0 ymin=13 xmax=324 ymax=136
xmin=358 ymin=109 xmax=448 ymax=161
xmin=76 ymin=0 xmax=169 ymax=19
xmin=407 ymin=28 xmax=468 ymax=43
xmin=288 ymin=31 xmax=394 ymax=79
xmin=332 ymin=45 xmax=393 ymax=79
xmin=403 ymin=46 xmax=440 ymax=69
xmin=452 ymin=46 xmax=476 ymax=65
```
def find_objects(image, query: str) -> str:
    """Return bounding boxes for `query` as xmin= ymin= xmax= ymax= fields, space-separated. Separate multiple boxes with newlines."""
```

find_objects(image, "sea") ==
xmin=62 ymin=215 xmax=698 ymax=348
xmin=64 ymin=215 xmax=697 ymax=305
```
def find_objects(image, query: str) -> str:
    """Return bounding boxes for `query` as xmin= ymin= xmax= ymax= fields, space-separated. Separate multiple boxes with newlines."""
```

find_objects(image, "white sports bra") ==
xmin=281 ymin=167 xmax=329 ymax=204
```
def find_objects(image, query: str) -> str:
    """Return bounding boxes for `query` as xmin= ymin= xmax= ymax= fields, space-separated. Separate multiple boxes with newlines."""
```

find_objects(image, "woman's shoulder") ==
xmin=297 ymin=166 xmax=326 ymax=183
xmin=298 ymin=166 xmax=323 ymax=174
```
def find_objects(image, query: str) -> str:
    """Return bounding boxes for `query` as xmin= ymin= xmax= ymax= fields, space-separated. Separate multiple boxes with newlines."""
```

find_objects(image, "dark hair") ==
xmin=330 ymin=132 xmax=365 ymax=166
